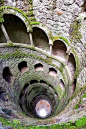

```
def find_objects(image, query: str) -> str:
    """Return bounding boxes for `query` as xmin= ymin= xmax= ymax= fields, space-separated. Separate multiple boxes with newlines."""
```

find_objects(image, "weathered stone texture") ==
xmin=33 ymin=0 xmax=83 ymax=37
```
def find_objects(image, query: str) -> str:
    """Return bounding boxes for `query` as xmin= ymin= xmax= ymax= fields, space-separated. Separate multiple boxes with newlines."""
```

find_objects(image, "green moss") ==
xmin=52 ymin=36 xmax=59 ymax=41
xmin=0 ymin=9 xmax=4 ymax=23
xmin=83 ymin=93 xmax=86 ymax=98
xmin=29 ymin=17 xmax=36 ymax=22
xmin=75 ymin=117 xmax=86 ymax=127
xmin=0 ymin=6 xmax=30 ymax=23
xmin=0 ymin=116 xmax=86 ymax=129
xmin=0 ymin=0 xmax=4 ymax=6
xmin=74 ymin=103 xmax=79 ymax=109
xmin=74 ymin=97 xmax=82 ymax=109
xmin=59 ymin=36 xmax=70 ymax=46
xmin=28 ymin=0 xmax=33 ymax=4
xmin=45 ymin=57 xmax=52 ymax=64
xmin=30 ymin=21 xmax=40 ymax=25
xmin=70 ymin=19 xmax=82 ymax=43
xmin=74 ymin=57 xmax=79 ymax=78
xmin=27 ymin=11 xmax=34 ymax=17
xmin=51 ymin=35 xmax=70 ymax=46
xmin=0 ymin=51 xmax=28 ymax=60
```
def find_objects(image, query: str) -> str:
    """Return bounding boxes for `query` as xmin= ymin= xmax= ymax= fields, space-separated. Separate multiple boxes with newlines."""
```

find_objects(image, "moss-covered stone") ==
xmin=0 ymin=10 xmax=4 ymax=23
xmin=28 ymin=0 xmax=33 ymax=4
xmin=70 ymin=19 xmax=82 ymax=43
xmin=0 ymin=6 xmax=30 ymax=23
xmin=0 ymin=0 xmax=4 ymax=6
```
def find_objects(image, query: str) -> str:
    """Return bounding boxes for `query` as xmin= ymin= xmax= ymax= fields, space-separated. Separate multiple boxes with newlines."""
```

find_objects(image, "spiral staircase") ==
xmin=0 ymin=7 xmax=78 ymax=125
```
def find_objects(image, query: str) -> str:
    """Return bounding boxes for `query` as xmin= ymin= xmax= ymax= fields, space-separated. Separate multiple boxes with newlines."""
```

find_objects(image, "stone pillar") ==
xmin=49 ymin=39 xmax=53 ymax=55
xmin=29 ymin=33 xmax=34 ymax=46
xmin=1 ymin=23 xmax=11 ymax=42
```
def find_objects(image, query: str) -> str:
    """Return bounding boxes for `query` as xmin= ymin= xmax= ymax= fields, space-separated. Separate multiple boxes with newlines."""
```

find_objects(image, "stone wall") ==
xmin=33 ymin=0 xmax=83 ymax=37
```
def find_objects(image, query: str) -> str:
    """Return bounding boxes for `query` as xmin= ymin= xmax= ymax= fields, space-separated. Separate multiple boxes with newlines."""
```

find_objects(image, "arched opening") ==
xmin=34 ymin=63 xmax=43 ymax=71
xmin=3 ymin=14 xmax=30 ymax=44
xmin=32 ymin=27 xmax=49 ymax=51
xmin=30 ymin=80 xmax=38 ymax=85
xmin=71 ymin=79 xmax=77 ymax=96
xmin=67 ymin=53 xmax=76 ymax=80
xmin=49 ymin=68 xmax=57 ymax=77
xmin=40 ymin=80 xmax=47 ymax=85
xmin=23 ymin=83 xmax=29 ymax=92
xmin=0 ymin=87 xmax=6 ymax=101
xmin=19 ymin=93 xmax=24 ymax=101
xmin=59 ymin=79 xmax=65 ymax=91
xmin=18 ymin=61 xmax=28 ymax=73
xmin=3 ymin=67 xmax=13 ymax=83
xmin=52 ymin=40 xmax=67 ymax=59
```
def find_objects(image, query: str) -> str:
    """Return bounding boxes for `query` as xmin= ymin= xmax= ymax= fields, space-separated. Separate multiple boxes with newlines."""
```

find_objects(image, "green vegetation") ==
xmin=74 ymin=97 xmax=82 ymax=109
xmin=83 ymin=93 xmax=86 ymax=98
xmin=75 ymin=117 xmax=86 ymax=127
xmin=0 ymin=6 xmax=39 ymax=27
xmin=50 ymin=34 xmax=70 ymax=47
xmin=0 ymin=51 xmax=28 ymax=60
xmin=0 ymin=9 xmax=4 ymax=23
xmin=74 ymin=56 xmax=79 ymax=78
xmin=0 ymin=116 xmax=86 ymax=129
xmin=0 ymin=0 xmax=4 ymax=6
xmin=0 ymin=6 xmax=30 ymax=23
xmin=59 ymin=36 xmax=70 ymax=46
xmin=70 ymin=19 xmax=82 ymax=43
xmin=52 ymin=35 xmax=59 ymax=41
xmin=28 ymin=0 xmax=33 ymax=4
xmin=30 ymin=21 xmax=40 ymax=25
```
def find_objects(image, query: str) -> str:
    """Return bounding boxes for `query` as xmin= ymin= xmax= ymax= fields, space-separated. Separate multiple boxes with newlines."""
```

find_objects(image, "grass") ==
xmin=0 ymin=116 xmax=86 ymax=129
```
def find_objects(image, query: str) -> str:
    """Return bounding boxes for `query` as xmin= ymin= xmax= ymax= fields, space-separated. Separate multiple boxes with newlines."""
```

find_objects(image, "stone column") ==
xmin=49 ymin=39 xmax=53 ymax=55
xmin=1 ymin=23 xmax=11 ymax=42
xmin=29 ymin=33 xmax=34 ymax=46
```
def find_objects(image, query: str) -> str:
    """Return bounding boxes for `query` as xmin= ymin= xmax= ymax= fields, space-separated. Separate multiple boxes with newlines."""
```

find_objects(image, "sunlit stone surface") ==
xmin=35 ymin=99 xmax=52 ymax=118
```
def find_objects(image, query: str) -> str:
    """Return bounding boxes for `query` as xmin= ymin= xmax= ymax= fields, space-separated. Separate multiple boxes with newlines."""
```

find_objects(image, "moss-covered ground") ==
xmin=0 ymin=116 xmax=86 ymax=129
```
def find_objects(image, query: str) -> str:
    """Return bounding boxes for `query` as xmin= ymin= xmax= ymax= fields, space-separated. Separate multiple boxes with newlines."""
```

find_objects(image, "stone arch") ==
xmin=49 ymin=68 xmax=57 ymax=77
xmin=67 ymin=53 xmax=76 ymax=80
xmin=32 ymin=27 xmax=50 ymax=52
xmin=1 ymin=7 xmax=29 ymax=31
xmin=18 ymin=61 xmax=28 ymax=73
xmin=2 ymin=67 xmax=13 ymax=83
xmin=34 ymin=63 xmax=43 ymax=71
xmin=3 ymin=14 xmax=30 ymax=44
xmin=52 ymin=40 xmax=67 ymax=59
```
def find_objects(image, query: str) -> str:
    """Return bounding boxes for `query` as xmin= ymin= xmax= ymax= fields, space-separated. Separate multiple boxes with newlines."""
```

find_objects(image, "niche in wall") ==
xmin=3 ymin=67 xmax=13 ymax=83
xmin=34 ymin=63 xmax=43 ymax=71
xmin=32 ymin=27 xmax=50 ymax=52
xmin=49 ymin=68 xmax=57 ymax=77
xmin=3 ymin=14 xmax=30 ymax=44
xmin=67 ymin=53 xmax=76 ymax=80
xmin=18 ymin=61 xmax=28 ymax=73
xmin=52 ymin=40 xmax=67 ymax=59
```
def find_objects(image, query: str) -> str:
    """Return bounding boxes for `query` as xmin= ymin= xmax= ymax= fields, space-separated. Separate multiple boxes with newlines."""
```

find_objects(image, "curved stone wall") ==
xmin=0 ymin=0 xmax=86 ymax=126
